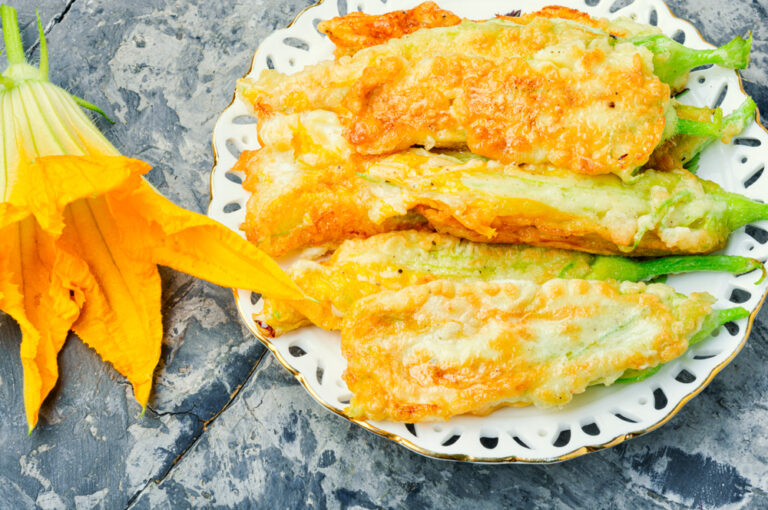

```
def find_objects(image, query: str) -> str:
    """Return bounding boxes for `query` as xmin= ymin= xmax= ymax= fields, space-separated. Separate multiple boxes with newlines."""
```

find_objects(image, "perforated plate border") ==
xmin=208 ymin=0 xmax=768 ymax=463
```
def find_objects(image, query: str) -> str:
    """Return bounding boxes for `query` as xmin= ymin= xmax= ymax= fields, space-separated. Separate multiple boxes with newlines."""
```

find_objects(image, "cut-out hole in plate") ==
xmin=698 ymin=76 xmax=706 ymax=84
xmin=608 ymin=0 xmax=634 ymax=12
xmin=693 ymin=352 xmax=718 ymax=360
xmin=222 ymin=201 xmax=241 ymax=213
xmin=405 ymin=423 xmax=418 ymax=437
xmin=744 ymin=166 xmax=764 ymax=188
xmin=734 ymin=137 xmax=762 ymax=147
xmin=581 ymin=423 xmax=600 ymax=436
xmin=614 ymin=413 xmax=638 ymax=423
xmin=746 ymin=225 xmax=768 ymax=244
xmin=552 ymin=429 xmax=571 ymax=447
xmin=337 ymin=0 xmax=348 ymax=16
xmin=653 ymin=388 xmax=668 ymax=410
xmin=283 ymin=37 xmax=310 ymax=51
xmin=313 ymin=18 xmax=324 ymax=33
xmin=672 ymin=29 xmax=685 ymax=44
xmin=232 ymin=115 xmax=258 ymax=125
xmin=584 ymin=0 xmax=600 ymax=6
xmin=316 ymin=363 xmax=324 ymax=385
xmin=224 ymin=172 xmax=243 ymax=184
xmin=729 ymin=288 xmax=752 ymax=304
xmin=225 ymin=138 xmax=242 ymax=159
xmin=712 ymin=83 xmax=728 ymax=109
xmin=289 ymin=345 xmax=307 ymax=357
xmin=512 ymin=435 xmax=530 ymax=449
xmin=648 ymin=7 xmax=657 ymax=25
xmin=480 ymin=435 xmax=499 ymax=449
xmin=675 ymin=369 xmax=696 ymax=384
xmin=441 ymin=434 xmax=460 ymax=447
xmin=724 ymin=321 xmax=740 ymax=336
xmin=266 ymin=55 xmax=275 ymax=70
xmin=691 ymin=64 xmax=713 ymax=72
xmin=250 ymin=292 xmax=260 ymax=305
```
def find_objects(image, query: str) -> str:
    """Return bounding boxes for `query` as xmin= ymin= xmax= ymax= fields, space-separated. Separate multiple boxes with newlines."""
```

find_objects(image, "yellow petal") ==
xmin=3 ymin=155 xmax=150 ymax=235
xmin=0 ymin=218 xmax=83 ymax=431
xmin=107 ymin=178 xmax=306 ymax=301
xmin=61 ymin=197 xmax=162 ymax=408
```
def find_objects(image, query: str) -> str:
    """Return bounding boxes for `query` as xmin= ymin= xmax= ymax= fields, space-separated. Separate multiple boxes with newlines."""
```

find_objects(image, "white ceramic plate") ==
xmin=209 ymin=0 xmax=768 ymax=462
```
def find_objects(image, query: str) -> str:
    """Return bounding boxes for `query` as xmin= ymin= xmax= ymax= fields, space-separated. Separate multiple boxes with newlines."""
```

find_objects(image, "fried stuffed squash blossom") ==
xmin=236 ymin=111 xmax=768 ymax=257
xmin=238 ymin=4 xmax=751 ymax=179
xmin=341 ymin=278 xmax=747 ymax=422
xmin=254 ymin=230 xmax=761 ymax=338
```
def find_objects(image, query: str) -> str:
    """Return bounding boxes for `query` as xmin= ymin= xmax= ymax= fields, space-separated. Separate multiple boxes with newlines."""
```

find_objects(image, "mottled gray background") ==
xmin=0 ymin=0 xmax=767 ymax=508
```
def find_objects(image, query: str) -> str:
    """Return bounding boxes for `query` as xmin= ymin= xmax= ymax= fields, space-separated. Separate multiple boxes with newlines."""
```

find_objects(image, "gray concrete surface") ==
xmin=1 ymin=1 xmax=767 ymax=508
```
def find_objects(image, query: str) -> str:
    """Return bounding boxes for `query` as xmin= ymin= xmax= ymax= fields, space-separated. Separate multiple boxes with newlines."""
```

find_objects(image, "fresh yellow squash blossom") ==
xmin=0 ymin=5 xmax=305 ymax=431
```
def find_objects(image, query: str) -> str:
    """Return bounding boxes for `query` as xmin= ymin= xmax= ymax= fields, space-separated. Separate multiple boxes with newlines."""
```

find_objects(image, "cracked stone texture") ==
xmin=0 ymin=0 xmax=767 ymax=508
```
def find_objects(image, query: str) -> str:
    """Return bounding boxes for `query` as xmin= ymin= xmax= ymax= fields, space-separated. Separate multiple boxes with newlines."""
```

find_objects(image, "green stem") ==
xmin=725 ymin=191 xmax=768 ymax=231
xmin=721 ymin=97 xmax=757 ymax=142
xmin=616 ymin=364 xmax=661 ymax=384
xmin=676 ymin=115 xmax=724 ymax=138
xmin=0 ymin=4 xmax=25 ymax=66
xmin=35 ymin=9 xmax=48 ymax=79
xmin=631 ymin=33 xmax=752 ymax=86
xmin=679 ymin=98 xmax=756 ymax=173
xmin=73 ymin=95 xmax=115 ymax=123
xmin=689 ymin=307 xmax=749 ymax=345
xmin=0 ymin=5 xmax=115 ymax=123
xmin=632 ymin=255 xmax=764 ymax=282
xmin=586 ymin=253 xmax=764 ymax=283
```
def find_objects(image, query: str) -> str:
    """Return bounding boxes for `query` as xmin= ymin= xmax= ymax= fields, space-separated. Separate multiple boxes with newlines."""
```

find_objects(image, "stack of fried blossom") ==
xmin=0 ymin=6 xmax=307 ymax=432
xmin=235 ymin=4 xmax=764 ymax=422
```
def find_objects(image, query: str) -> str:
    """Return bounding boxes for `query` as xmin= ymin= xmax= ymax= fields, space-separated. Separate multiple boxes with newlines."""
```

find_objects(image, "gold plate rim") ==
xmin=208 ymin=0 xmax=768 ymax=464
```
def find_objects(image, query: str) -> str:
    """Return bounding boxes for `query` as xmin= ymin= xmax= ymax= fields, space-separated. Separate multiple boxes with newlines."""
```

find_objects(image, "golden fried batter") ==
xmin=341 ymin=279 xmax=714 ymax=422
xmin=318 ymin=2 xmax=461 ymax=57
xmin=234 ymin=113 xmax=425 ymax=256
xmin=240 ymin=17 xmax=669 ymax=179
xmin=253 ymin=231 xmax=604 ymax=337
xmin=319 ymin=4 xmax=650 ymax=57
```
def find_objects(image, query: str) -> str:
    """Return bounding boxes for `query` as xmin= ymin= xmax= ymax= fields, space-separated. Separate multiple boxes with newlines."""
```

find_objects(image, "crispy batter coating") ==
xmin=240 ymin=16 xmax=669 ymax=178
xmin=318 ymin=2 xmax=461 ymax=57
xmin=254 ymin=229 xmax=761 ymax=338
xmin=341 ymin=279 xmax=714 ymax=422
xmin=240 ymin=112 xmax=737 ymax=258
xmin=254 ymin=231 xmax=602 ymax=337
xmin=235 ymin=111 xmax=426 ymax=256
xmin=319 ymin=4 xmax=649 ymax=57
